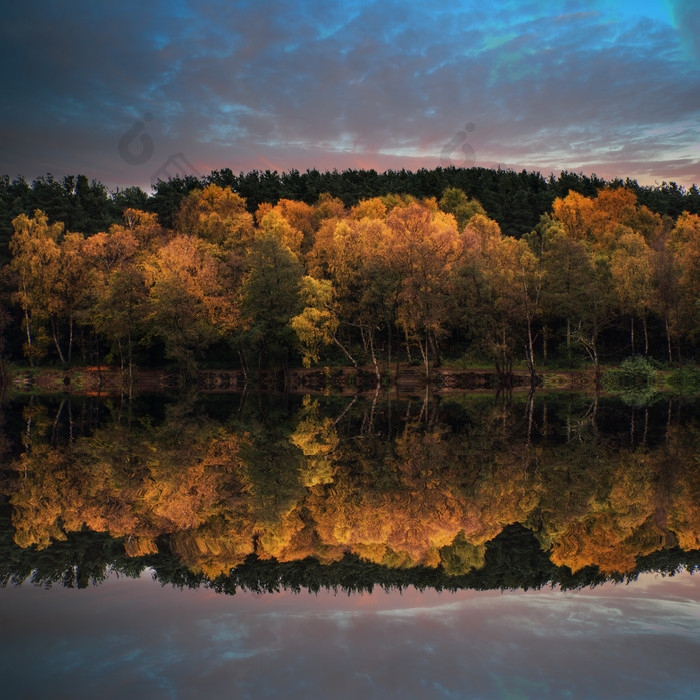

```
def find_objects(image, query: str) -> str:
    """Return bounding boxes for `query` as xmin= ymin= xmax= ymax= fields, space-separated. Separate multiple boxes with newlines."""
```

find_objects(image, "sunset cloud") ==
xmin=1 ymin=0 xmax=698 ymax=188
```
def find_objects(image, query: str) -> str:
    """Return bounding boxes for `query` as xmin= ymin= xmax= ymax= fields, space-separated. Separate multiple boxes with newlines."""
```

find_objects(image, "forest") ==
xmin=1 ymin=166 xmax=700 ymax=382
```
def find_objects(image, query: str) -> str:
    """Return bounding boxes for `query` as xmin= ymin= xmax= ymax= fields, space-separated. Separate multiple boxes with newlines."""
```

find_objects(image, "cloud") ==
xmin=1 ymin=0 xmax=698 ymax=188
xmin=670 ymin=0 xmax=700 ymax=63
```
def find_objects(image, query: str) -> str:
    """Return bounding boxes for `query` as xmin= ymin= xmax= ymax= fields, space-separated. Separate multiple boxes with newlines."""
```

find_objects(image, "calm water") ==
xmin=1 ymin=391 xmax=699 ymax=698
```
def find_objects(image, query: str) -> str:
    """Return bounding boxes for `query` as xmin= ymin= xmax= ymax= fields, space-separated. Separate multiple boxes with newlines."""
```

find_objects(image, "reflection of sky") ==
xmin=1 ymin=572 xmax=700 ymax=698
xmin=1 ymin=0 xmax=699 ymax=188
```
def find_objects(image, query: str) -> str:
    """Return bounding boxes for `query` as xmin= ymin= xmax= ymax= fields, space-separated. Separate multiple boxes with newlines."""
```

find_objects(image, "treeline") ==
xmin=3 ymin=167 xmax=700 ymax=258
xmin=2 ymin=172 xmax=700 ymax=378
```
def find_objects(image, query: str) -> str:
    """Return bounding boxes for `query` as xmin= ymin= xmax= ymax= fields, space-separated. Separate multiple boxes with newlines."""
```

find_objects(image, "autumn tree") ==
xmin=9 ymin=210 xmax=64 ymax=364
xmin=175 ymin=184 xmax=254 ymax=254
xmin=552 ymin=191 xmax=596 ymax=243
xmin=668 ymin=212 xmax=700 ymax=361
xmin=571 ymin=253 xmax=616 ymax=382
xmin=486 ymin=236 xmax=543 ymax=379
xmin=648 ymin=239 xmax=680 ymax=364
xmin=539 ymin=221 xmax=595 ymax=362
xmin=313 ymin=193 xmax=346 ymax=224
xmin=385 ymin=203 xmax=462 ymax=378
xmin=350 ymin=197 xmax=388 ymax=222
xmin=82 ymin=215 xmax=145 ymax=377
xmin=448 ymin=213 xmax=505 ymax=364
xmin=290 ymin=276 xmax=341 ymax=367
xmin=610 ymin=232 xmax=654 ymax=354
xmin=309 ymin=216 xmax=399 ymax=377
xmin=143 ymin=235 xmax=238 ymax=375
xmin=261 ymin=198 xmax=317 ymax=255
xmin=256 ymin=208 xmax=304 ymax=256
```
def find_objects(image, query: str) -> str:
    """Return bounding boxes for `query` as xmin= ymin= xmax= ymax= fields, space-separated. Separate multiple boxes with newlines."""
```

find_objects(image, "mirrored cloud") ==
xmin=2 ymin=572 xmax=700 ymax=699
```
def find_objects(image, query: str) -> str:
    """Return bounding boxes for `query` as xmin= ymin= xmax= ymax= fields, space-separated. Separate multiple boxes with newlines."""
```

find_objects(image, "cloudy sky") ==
xmin=1 ymin=0 xmax=699 ymax=189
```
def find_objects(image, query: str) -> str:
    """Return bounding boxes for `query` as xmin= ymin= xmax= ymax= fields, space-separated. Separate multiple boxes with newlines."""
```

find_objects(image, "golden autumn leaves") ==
xmin=6 ymin=396 xmax=700 ymax=578
xmin=7 ymin=182 xmax=700 ymax=379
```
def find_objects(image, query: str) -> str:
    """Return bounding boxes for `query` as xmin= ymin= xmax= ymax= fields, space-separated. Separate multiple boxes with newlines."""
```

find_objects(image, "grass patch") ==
xmin=604 ymin=356 xmax=660 ymax=406
xmin=663 ymin=365 xmax=700 ymax=394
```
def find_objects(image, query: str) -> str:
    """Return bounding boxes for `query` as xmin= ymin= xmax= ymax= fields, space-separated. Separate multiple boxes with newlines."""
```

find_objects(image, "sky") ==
xmin=1 ymin=0 xmax=699 ymax=190
xmin=2 ymin=571 xmax=700 ymax=698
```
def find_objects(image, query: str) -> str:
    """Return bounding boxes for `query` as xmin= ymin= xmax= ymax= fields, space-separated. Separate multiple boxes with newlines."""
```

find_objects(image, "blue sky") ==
xmin=1 ymin=0 xmax=698 ymax=188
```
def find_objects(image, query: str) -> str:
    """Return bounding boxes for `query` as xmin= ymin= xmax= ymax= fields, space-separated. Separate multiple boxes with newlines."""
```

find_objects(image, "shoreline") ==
xmin=3 ymin=364 xmax=634 ymax=396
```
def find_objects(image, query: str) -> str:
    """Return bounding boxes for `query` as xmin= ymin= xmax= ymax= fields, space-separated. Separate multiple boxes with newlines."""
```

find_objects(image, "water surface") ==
xmin=1 ymin=391 xmax=699 ymax=697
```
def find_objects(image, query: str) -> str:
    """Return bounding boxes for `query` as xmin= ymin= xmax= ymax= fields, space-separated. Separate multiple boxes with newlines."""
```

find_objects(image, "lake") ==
xmin=1 ymin=390 xmax=699 ymax=698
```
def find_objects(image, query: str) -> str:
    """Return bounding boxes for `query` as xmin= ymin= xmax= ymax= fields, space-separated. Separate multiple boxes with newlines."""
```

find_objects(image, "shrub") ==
xmin=605 ymin=356 xmax=658 ymax=390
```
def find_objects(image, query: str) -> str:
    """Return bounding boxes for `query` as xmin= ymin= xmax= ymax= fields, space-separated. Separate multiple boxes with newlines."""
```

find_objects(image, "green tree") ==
xmin=438 ymin=187 xmax=486 ymax=231
xmin=240 ymin=233 xmax=303 ymax=370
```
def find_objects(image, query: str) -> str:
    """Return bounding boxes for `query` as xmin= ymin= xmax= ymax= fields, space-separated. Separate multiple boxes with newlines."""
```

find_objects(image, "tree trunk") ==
xmin=386 ymin=323 xmax=391 ymax=376
xmin=24 ymin=307 xmax=33 ymax=366
xmin=360 ymin=325 xmax=368 ymax=354
xmin=332 ymin=334 xmax=358 ymax=368
xmin=675 ymin=307 xmax=682 ymax=369
xmin=368 ymin=328 xmax=381 ymax=384
xmin=96 ymin=335 xmax=102 ymax=390
xmin=429 ymin=332 xmax=440 ymax=369
xmin=51 ymin=318 xmax=66 ymax=364
xmin=417 ymin=337 xmax=429 ymax=381
xmin=117 ymin=338 xmax=124 ymax=378
xmin=68 ymin=313 xmax=74 ymax=364
xmin=395 ymin=326 xmax=401 ymax=379
xmin=630 ymin=316 xmax=635 ymax=355
xmin=642 ymin=314 xmax=648 ymax=357
xmin=542 ymin=324 xmax=548 ymax=362
xmin=592 ymin=344 xmax=600 ymax=385
xmin=237 ymin=348 xmax=248 ymax=380
xmin=526 ymin=314 xmax=536 ymax=380
xmin=128 ymin=325 xmax=133 ymax=401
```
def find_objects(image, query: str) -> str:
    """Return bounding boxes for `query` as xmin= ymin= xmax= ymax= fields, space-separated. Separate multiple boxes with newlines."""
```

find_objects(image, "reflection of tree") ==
xmin=8 ymin=406 xmax=250 ymax=558
xmin=3 ymin=394 xmax=700 ymax=580
xmin=290 ymin=397 xmax=339 ymax=487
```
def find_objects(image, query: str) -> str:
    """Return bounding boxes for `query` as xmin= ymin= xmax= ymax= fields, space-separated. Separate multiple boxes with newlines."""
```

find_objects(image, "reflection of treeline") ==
xmin=3 ymin=394 xmax=700 ymax=579
xmin=2 ymin=169 xmax=700 ymax=380
xmin=2 ymin=509 xmax=698 ymax=595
